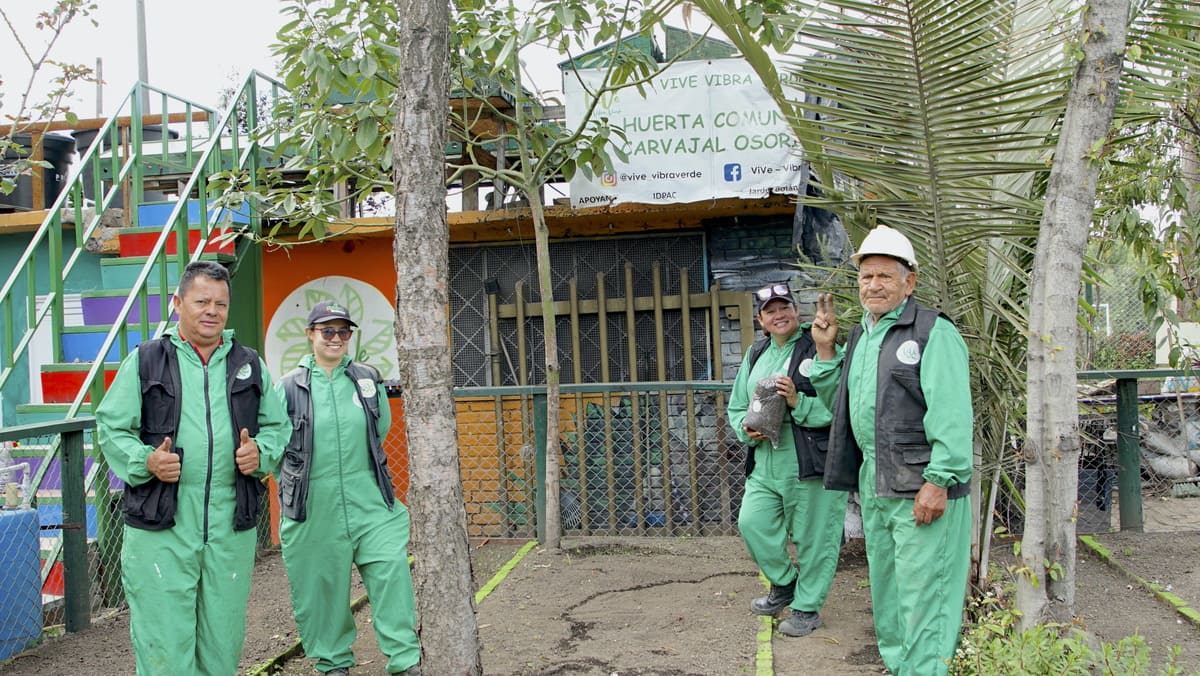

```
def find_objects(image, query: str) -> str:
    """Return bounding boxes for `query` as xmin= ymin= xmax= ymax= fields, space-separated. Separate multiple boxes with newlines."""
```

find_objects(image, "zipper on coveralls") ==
xmin=330 ymin=370 xmax=352 ymax=535
xmin=202 ymin=362 xmax=214 ymax=544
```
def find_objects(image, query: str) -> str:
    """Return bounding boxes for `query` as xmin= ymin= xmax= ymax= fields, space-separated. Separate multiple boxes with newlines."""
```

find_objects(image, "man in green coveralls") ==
xmin=95 ymin=261 xmax=290 ymax=674
xmin=275 ymin=301 xmax=420 ymax=675
xmin=727 ymin=284 xmax=847 ymax=637
xmin=809 ymin=225 xmax=973 ymax=676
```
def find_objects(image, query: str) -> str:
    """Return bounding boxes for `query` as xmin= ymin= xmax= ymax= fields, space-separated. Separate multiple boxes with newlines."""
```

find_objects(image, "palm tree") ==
xmin=650 ymin=0 xmax=1200 ymax=623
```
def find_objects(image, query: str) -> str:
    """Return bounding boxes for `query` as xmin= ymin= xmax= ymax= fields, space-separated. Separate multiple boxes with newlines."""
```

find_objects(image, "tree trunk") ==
xmin=393 ymin=0 xmax=482 ymax=671
xmin=529 ymin=186 xmax=562 ymax=549
xmin=1180 ymin=94 xmax=1199 ymax=320
xmin=508 ymin=49 xmax=562 ymax=549
xmin=1019 ymin=0 xmax=1129 ymax=628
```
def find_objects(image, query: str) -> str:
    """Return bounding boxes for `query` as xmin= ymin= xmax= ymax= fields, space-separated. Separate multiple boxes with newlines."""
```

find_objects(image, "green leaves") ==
xmin=260 ymin=0 xmax=669 ymax=230
xmin=446 ymin=0 xmax=665 ymax=198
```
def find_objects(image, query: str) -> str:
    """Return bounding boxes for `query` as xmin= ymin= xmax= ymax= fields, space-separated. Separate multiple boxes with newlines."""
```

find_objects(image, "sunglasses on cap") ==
xmin=316 ymin=327 xmax=354 ymax=340
xmin=754 ymin=283 xmax=791 ymax=301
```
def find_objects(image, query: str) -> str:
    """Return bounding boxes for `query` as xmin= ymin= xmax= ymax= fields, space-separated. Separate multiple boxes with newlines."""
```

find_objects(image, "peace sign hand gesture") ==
xmin=811 ymin=293 xmax=839 ymax=360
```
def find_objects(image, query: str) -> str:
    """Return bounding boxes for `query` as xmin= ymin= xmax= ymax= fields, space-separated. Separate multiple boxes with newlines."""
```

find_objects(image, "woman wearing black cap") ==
xmin=274 ymin=300 xmax=421 ymax=676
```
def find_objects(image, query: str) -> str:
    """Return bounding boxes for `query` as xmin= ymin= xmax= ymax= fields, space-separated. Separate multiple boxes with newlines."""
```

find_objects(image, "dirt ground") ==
xmin=2 ymin=498 xmax=1198 ymax=675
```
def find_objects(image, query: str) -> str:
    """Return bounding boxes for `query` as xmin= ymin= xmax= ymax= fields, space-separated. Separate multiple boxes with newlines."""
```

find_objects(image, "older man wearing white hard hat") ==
xmin=808 ymin=225 xmax=973 ymax=676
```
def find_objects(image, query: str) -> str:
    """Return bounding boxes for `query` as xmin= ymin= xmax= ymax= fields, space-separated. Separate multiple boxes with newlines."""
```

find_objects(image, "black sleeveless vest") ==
xmin=742 ymin=328 xmax=831 ymax=481
xmin=123 ymin=336 xmax=265 ymax=531
xmin=823 ymin=300 xmax=969 ymax=499
xmin=277 ymin=361 xmax=393 ymax=522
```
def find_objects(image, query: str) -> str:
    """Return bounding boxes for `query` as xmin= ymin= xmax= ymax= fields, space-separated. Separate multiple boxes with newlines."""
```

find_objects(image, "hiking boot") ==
xmin=750 ymin=582 xmax=794 ymax=616
xmin=778 ymin=609 xmax=822 ymax=637
xmin=323 ymin=670 xmax=350 ymax=676
xmin=393 ymin=666 xmax=420 ymax=676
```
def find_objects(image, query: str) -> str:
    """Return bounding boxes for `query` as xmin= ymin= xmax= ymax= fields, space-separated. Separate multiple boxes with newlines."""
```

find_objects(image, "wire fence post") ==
xmin=1115 ymin=377 xmax=1143 ymax=532
xmin=60 ymin=428 xmax=90 ymax=632
xmin=533 ymin=392 xmax=547 ymax=543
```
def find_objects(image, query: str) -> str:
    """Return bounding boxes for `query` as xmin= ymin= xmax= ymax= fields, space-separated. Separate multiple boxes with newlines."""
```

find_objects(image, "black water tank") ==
xmin=72 ymin=125 xmax=180 ymax=204
xmin=0 ymin=133 xmax=76 ymax=211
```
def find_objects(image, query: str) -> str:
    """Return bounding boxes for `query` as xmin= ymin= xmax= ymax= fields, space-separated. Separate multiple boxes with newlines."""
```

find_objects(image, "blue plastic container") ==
xmin=0 ymin=508 xmax=41 ymax=660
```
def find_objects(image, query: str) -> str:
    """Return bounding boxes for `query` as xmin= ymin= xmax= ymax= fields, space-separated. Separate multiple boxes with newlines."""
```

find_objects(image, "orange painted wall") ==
xmin=261 ymin=238 xmax=395 ymax=322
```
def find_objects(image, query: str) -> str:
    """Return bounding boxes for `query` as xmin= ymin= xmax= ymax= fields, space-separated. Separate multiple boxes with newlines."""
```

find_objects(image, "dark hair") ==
xmin=177 ymin=261 xmax=231 ymax=298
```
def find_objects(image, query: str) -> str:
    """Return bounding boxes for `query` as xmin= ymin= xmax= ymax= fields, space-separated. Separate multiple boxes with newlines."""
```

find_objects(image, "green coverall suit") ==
xmin=728 ymin=326 xmax=849 ymax=613
xmin=810 ymin=300 xmax=972 ymax=676
xmin=275 ymin=354 xmax=419 ymax=674
xmin=95 ymin=328 xmax=290 ymax=675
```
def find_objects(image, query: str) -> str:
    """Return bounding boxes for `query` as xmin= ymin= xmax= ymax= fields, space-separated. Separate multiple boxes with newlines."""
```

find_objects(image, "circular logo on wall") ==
xmin=265 ymin=276 xmax=397 ymax=381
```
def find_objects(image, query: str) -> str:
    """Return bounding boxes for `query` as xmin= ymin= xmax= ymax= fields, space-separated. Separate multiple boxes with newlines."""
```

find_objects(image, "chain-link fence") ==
xmin=1077 ymin=262 xmax=1158 ymax=370
xmin=992 ymin=375 xmax=1200 ymax=535
xmin=394 ymin=373 xmax=1200 ymax=542
xmin=0 ymin=420 xmax=124 ymax=660
xmin=421 ymin=384 xmax=746 ymax=540
xmin=10 ymin=371 xmax=1195 ymax=650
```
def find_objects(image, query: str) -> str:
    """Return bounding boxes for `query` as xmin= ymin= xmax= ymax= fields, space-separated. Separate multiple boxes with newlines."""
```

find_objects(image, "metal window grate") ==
xmin=449 ymin=235 xmax=708 ymax=387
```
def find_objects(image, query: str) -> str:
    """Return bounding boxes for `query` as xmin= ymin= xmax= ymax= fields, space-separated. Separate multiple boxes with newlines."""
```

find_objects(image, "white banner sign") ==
xmin=565 ymin=59 xmax=803 ymax=207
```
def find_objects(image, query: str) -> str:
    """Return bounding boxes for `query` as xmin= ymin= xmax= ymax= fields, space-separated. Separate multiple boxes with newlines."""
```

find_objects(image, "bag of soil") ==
xmin=744 ymin=376 xmax=786 ymax=448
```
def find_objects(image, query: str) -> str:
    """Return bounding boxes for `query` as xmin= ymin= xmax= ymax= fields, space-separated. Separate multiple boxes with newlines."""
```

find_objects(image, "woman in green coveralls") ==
xmin=727 ymin=284 xmax=848 ymax=637
xmin=275 ymin=301 xmax=420 ymax=676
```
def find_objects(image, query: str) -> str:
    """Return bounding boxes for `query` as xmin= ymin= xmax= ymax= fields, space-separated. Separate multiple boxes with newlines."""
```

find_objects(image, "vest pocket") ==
xmin=278 ymin=452 xmax=302 ymax=508
xmin=812 ymin=434 xmax=829 ymax=473
xmin=229 ymin=377 xmax=263 ymax=436
xmin=139 ymin=379 xmax=175 ymax=435
xmin=121 ymin=448 xmax=183 ymax=530
xmin=893 ymin=444 xmax=931 ymax=492
xmin=890 ymin=368 xmax=925 ymax=403
xmin=800 ymin=429 xmax=830 ymax=476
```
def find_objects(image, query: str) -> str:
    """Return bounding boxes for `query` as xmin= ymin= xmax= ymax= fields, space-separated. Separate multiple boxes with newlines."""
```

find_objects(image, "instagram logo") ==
xmin=600 ymin=172 xmax=618 ymax=188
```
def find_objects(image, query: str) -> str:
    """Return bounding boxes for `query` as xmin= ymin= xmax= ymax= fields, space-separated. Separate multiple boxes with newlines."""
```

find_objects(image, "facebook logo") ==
xmin=723 ymin=163 xmax=742 ymax=182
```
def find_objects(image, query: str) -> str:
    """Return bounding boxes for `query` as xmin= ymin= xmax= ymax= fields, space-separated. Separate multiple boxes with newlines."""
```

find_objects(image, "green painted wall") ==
xmin=0 ymin=231 xmax=106 ymax=424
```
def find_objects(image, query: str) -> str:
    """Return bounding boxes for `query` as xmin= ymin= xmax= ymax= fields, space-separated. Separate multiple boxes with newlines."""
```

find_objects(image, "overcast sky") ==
xmin=1 ymin=2 xmax=286 ymax=120
xmin=3 ymin=2 xmax=716 ymax=125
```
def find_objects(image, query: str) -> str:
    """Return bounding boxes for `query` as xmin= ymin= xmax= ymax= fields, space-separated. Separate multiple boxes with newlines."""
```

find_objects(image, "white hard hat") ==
xmin=850 ymin=225 xmax=918 ymax=271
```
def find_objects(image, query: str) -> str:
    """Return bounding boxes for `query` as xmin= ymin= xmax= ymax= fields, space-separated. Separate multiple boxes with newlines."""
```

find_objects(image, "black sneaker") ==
xmin=778 ymin=609 xmax=822 ymax=637
xmin=750 ymin=583 xmax=794 ymax=616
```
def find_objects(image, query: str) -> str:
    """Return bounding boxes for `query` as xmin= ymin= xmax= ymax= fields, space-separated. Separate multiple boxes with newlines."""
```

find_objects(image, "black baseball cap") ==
xmin=754 ymin=283 xmax=795 ymax=312
xmin=306 ymin=300 xmax=358 ymax=327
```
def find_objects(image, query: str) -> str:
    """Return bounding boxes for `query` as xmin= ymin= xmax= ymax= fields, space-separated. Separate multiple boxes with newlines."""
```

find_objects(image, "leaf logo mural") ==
xmin=265 ymin=276 xmax=397 ymax=381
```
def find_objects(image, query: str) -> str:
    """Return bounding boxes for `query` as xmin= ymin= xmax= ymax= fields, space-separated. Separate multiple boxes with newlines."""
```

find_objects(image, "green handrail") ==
xmin=64 ymin=72 xmax=290 ymax=421
xmin=0 ymin=88 xmax=219 ymax=393
xmin=0 ymin=72 xmax=290 ymax=591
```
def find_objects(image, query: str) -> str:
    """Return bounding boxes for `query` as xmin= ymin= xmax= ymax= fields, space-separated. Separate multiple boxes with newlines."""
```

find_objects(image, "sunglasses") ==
xmin=315 ymin=327 xmax=354 ymax=340
xmin=754 ymin=283 xmax=791 ymax=301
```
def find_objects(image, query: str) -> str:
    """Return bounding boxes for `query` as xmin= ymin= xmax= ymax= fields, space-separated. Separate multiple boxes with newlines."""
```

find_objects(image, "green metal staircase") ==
xmin=0 ymin=71 xmax=290 ymax=599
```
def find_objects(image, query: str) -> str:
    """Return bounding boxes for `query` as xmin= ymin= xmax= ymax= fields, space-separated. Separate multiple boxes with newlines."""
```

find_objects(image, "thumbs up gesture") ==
xmin=235 ymin=428 xmax=259 ymax=475
xmin=147 ymin=437 xmax=181 ymax=483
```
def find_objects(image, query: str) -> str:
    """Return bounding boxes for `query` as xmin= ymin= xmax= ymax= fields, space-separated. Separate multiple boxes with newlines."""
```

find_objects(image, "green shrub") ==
xmin=1084 ymin=331 xmax=1157 ymax=370
xmin=950 ymin=566 xmax=1185 ymax=675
